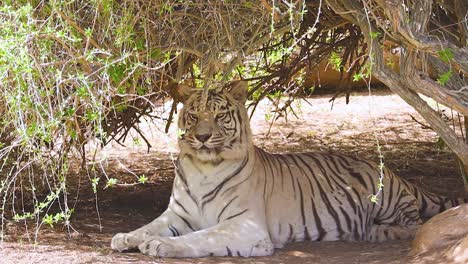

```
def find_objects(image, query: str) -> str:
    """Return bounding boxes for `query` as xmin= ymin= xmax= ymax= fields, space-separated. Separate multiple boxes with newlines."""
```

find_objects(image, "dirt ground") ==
xmin=0 ymin=90 xmax=465 ymax=264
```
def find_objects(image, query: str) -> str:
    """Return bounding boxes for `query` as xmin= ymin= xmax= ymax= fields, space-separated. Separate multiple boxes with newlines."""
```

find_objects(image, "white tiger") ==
xmin=111 ymin=81 xmax=465 ymax=258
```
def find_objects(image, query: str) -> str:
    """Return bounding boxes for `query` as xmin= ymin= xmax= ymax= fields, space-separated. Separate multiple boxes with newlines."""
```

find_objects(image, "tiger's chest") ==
xmin=176 ymin=156 xmax=252 ymax=228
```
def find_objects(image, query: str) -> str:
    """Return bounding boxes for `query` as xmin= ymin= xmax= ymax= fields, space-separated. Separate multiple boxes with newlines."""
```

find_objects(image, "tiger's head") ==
xmin=176 ymin=81 xmax=253 ymax=163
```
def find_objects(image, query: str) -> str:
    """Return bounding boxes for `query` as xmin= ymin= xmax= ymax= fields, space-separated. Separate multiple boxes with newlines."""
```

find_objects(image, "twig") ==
xmin=410 ymin=115 xmax=433 ymax=130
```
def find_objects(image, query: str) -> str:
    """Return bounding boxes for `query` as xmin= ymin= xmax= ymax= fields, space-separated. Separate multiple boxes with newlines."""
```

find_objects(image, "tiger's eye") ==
xmin=216 ymin=113 xmax=227 ymax=120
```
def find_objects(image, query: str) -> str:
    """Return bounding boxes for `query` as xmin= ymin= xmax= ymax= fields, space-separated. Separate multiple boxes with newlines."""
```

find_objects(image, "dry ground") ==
xmin=0 ymin=90 xmax=465 ymax=264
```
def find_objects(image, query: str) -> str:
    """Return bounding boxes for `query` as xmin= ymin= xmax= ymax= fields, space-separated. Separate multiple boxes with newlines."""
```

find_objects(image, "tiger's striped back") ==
xmin=255 ymin=148 xmax=465 ymax=245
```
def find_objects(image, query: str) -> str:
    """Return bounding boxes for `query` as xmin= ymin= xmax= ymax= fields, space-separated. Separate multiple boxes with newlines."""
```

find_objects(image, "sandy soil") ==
xmin=0 ymin=90 xmax=465 ymax=264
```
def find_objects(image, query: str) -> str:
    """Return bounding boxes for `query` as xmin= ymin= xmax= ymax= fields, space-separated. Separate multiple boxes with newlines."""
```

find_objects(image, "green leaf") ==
xmin=63 ymin=107 xmax=75 ymax=117
xmin=53 ymin=212 xmax=64 ymax=222
xmin=76 ymin=86 xmax=90 ymax=98
xmin=437 ymin=48 xmax=454 ymax=63
xmin=329 ymin=52 xmax=342 ymax=70
xmin=114 ymin=103 xmax=128 ymax=113
xmin=108 ymin=63 xmax=126 ymax=84
xmin=84 ymin=27 xmax=93 ymax=38
xmin=85 ymin=110 xmax=100 ymax=121
xmin=42 ymin=214 xmax=54 ymax=227
xmin=133 ymin=137 xmax=141 ymax=145
xmin=369 ymin=195 xmax=379 ymax=203
xmin=91 ymin=177 xmax=100 ymax=193
xmin=369 ymin=31 xmax=381 ymax=39
xmin=136 ymin=86 xmax=146 ymax=96
xmin=13 ymin=214 xmax=23 ymax=221
xmin=116 ymin=86 xmax=127 ymax=95
xmin=177 ymin=129 xmax=185 ymax=139
xmin=104 ymin=178 xmax=118 ymax=189
xmin=138 ymin=175 xmax=148 ymax=184
xmin=353 ymin=73 xmax=364 ymax=82
xmin=437 ymin=70 xmax=452 ymax=86
xmin=267 ymin=90 xmax=281 ymax=99
xmin=376 ymin=182 xmax=384 ymax=190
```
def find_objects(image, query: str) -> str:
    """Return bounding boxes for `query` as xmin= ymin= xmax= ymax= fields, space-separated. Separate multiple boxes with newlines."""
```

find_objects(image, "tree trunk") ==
xmin=326 ymin=0 xmax=468 ymax=188
xmin=463 ymin=116 xmax=468 ymax=197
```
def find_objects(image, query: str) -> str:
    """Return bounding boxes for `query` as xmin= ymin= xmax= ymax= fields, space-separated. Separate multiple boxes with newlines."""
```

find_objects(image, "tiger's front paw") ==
xmin=138 ymin=237 xmax=186 ymax=257
xmin=111 ymin=232 xmax=145 ymax=252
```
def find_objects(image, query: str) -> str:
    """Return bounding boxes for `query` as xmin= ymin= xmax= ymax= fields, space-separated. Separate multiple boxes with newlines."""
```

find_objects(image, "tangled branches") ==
xmin=0 ymin=0 xmax=467 ymax=236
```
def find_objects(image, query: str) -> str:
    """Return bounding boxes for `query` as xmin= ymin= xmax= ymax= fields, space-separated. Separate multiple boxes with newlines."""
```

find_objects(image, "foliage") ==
xmin=0 ymin=0 xmax=466 ymax=241
xmin=437 ymin=71 xmax=453 ymax=86
xmin=0 ymin=0 xmax=307 ymax=240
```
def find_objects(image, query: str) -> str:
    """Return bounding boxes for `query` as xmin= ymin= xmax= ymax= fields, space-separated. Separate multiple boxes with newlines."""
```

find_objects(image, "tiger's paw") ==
xmin=138 ymin=237 xmax=186 ymax=257
xmin=111 ymin=232 xmax=145 ymax=252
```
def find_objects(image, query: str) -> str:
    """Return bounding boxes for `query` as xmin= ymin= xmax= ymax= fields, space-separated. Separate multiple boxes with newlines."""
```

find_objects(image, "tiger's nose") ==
xmin=195 ymin=134 xmax=211 ymax=143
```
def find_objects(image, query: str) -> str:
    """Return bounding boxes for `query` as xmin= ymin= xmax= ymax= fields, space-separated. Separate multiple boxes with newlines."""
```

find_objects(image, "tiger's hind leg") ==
xmin=367 ymin=224 xmax=420 ymax=242
xmin=369 ymin=187 xmax=423 ymax=242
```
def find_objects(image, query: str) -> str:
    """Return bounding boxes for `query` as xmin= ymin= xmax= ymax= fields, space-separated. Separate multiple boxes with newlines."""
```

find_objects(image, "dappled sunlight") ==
xmin=1 ymin=91 xmax=464 ymax=263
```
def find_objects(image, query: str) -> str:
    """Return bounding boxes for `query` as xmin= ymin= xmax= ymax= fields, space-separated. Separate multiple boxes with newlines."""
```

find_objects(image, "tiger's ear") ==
xmin=228 ymin=80 xmax=248 ymax=103
xmin=172 ymin=84 xmax=192 ymax=103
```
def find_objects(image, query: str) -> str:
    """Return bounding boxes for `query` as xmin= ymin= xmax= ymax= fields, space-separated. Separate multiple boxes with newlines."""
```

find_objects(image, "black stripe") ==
xmin=375 ymin=179 xmax=385 ymax=216
xmin=292 ymin=156 xmax=319 ymax=196
xmin=322 ymin=155 xmax=342 ymax=174
xmin=257 ymin=151 xmax=269 ymax=197
xmin=173 ymin=197 xmax=189 ymax=214
xmin=346 ymin=155 xmax=375 ymax=169
xmin=365 ymin=171 xmax=377 ymax=194
xmin=338 ymin=206 xmax=352 ymax=234
xmin=382 ymin=179 xmax=405 ymax=221
xmin=217 ymin=196 xmax=238 ymax=222
xmin=306 ymin=154 xmax=337 ymax=191
xmin=260 ymin=150 xmax=276 ymax=198
xmin=438 ymin=196 xmax=446 ymax=212
xmin=304 ymin=226 xmax=311 ymax=241
xmin=290 ymin=155 xmax=315 ymax=189
xmin=331 ymin=154 xmax=351 ymax=166
xmin=276 ymin=154 xmax=297 ymax=198
xmin=319 ymin=191 xmax=344 ymax=237
xmin=359 ymin=206 xmax=367 ymax=240
xmin=349 ymin=171 xmax=368 ymax=190
xmin=235 ymin=109 xmax=243 ymax=130
xmin=342 ymin=186 xmax=359 ymax=215
xmin=265 ymin=153 xmax=278 ymax=197
xmin=175 ymin=159 xmax=188 ymax=186
xmin=311 ymin=199 xmax=326 ymax=240
xmin=201 ymin=156 xmax=248 ymax=208
xmin=176 ymin=162 xmax=198 ymax=206
xmin=220 ymin=176 xmax=250 ymax=197
xmin=275 ymin=154 xmax=285 ymax=191
xmin=173 ymin=211 xmax=195 ymax=231
xmin=297 ymin=178 xmax=306 ymax=226
xmin=174 ymin=225 xmax=180 ymax=236
xmin=293 ymin=155 xmax=345 ymax=236
xmin=287 ymin=223 xmax=294 ymax=242
xmin=378 ymin=173 xmax=395 ymax=218
xmin=317 ymin=155 xmax=359 ymax=216
xmin=168 ymin=225 xmax=177 ymax=237
xmin=321 ymin=155 xmax=349 ymax=187
xmin=225 ymin=209 xmax=249 ymax=221
xmin=352 ymin=218 xmax=360 ymax=241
